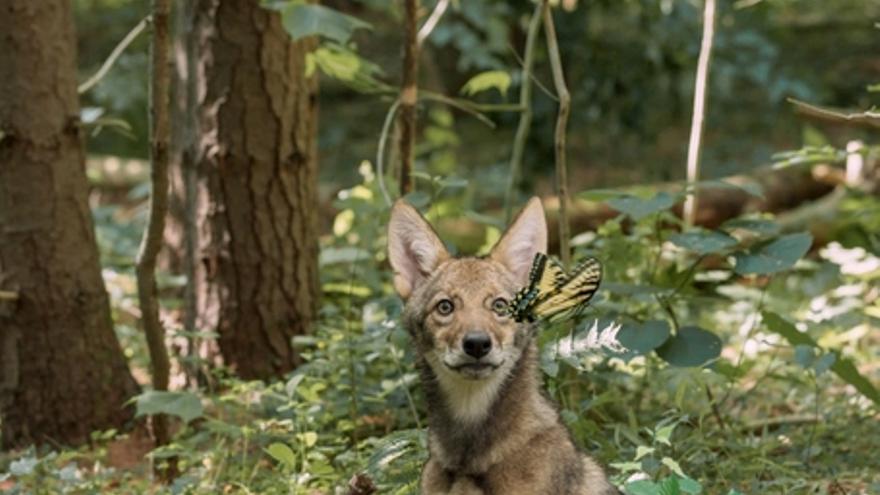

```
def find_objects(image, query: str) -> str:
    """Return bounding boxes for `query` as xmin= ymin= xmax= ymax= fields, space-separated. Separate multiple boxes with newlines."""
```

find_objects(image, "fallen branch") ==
xmin=789 ymin=98 xmax=880 ymax=129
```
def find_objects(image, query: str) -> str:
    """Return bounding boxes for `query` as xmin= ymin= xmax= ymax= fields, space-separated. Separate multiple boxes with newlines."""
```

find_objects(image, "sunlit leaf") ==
xmin=460 ymin=70 xmax=511 ymax=97
xmin=266 ymin=442 xmax=296 ymax=468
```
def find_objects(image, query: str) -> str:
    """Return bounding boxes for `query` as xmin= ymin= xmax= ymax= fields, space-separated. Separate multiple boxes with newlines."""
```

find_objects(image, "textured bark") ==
xmin=0 ymin=0 xmax=139 ymax=448
xmin=194 ymin=0 xmax=320 ymax=380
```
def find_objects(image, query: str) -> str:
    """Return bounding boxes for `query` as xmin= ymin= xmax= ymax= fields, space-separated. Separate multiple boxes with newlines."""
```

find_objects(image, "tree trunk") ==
xmin=0 ymin=0 xmax=139 ymax=448
xmin=193 ymin=0 xmax=320 ymax=380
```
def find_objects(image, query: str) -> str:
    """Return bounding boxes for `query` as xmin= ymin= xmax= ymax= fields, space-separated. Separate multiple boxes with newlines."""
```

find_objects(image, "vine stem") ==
xmin=683 ymin=0 xmax=717 ymax=227
xmin=542 ymin=1 xmax=572 ymax=267
xmin=79 ymin=16 xmax=149 ymax=94
xmin=504 ymin=3 xmax=543 ymax=224
xmin=136 ymin=0 xmax=174 ymax=480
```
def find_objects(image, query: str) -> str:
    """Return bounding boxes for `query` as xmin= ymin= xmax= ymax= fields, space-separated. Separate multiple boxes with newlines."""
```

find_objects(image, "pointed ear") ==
xmin=490 ymin=197 xmax=548 ymax=285
xmin=387 ymin=200 xmax=450 ymax=299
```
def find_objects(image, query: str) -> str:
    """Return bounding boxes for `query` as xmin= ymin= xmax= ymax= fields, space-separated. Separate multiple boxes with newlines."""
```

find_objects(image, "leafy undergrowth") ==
xmin=2 ymin=170 xmax=879 ymax=495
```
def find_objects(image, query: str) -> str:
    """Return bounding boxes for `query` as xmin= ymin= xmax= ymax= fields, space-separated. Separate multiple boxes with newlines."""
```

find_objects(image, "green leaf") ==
xmin=654 ymin=424 xmax=675 ymax=446
xmin=617 ymin=320 xmax=671 ymax=359
xmin=279 ymin=4 xmax=371 ymax=44
xmin=656 ymin=326 xmax=722 ymax=367
xmin=635 ymin=446 xmax=655 ymax=461
xmin=793 ymin=344 xmax=816 ymax=369
xmin=661 ymin=457 xmax=686 ymax=478
xmin=763 ymin=312 xmax=880 ymax=405
xmin=133 ymin=390 xmax=203 ymax=424
xmin=266 ymin=442 xmax=296 ymax=468
xmin=669 ymin=229 xmax=738 ymax=255
xmin=813 ymin=352 xmax=837 ymax=375
xmin=625 ymin=480 xmax=663 ymax=495
xmin=733 ymin=232 xmax=812 ymax=275
xmin=607 ymin=192 xmax=676 ymax=220
xmin=460 ymin=70 xmax=511 ymax=97
xmin=679 ymin=477 xmax=702 ymax=494
xmin=658 ymin=477 xmax=682 ymax=495
xmin=721 ymin=218 xmax=781 ymax=237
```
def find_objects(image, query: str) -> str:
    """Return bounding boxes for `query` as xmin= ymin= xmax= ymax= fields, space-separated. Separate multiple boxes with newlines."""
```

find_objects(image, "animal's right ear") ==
xmin=387 ymin=200 xmax=449 ymax=299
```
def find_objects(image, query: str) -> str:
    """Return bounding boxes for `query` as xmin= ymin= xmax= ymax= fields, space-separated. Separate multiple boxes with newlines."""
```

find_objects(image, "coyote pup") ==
xmin=387 ymin=198 xmax=618 ymax=495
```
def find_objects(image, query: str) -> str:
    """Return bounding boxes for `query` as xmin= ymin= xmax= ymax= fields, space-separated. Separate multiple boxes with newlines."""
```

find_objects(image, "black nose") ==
xmin=462 ymin=331 xmax=492 ymax=359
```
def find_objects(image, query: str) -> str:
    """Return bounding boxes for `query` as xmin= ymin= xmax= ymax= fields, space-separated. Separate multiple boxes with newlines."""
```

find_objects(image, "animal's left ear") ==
xmin=490 ymin=197 xmax=548 ymax=285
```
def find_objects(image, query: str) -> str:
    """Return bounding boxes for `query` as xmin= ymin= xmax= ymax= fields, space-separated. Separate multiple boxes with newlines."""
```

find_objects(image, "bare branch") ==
xmin=78 ymin=17 xmax=149 ymax=94
xmin=504 ymin=3 xmax=543 ymax=224
xmin=417 ymin=0 xmax=450 ymax=46
xmin=397 ymin=0 xmax=420 ymax=195
xmin=683 ymin=0 xmax=717 ymax=227
xmin=789 ymin=98 xmax=880 ymax=129
xmin=543 ymin=1 xmax=572 ymax=267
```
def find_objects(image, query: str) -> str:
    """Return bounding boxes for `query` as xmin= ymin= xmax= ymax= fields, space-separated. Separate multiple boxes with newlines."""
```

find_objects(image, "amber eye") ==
xmin=491 ymin=297 xmax=509 ymax=315
xmin=436 ymin=299 xmax=455 ymax=316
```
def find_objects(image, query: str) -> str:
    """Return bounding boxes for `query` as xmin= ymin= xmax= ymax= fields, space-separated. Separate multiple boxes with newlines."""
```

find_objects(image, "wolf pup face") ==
xmin=387 ymin=198 xmax=547 ymax=416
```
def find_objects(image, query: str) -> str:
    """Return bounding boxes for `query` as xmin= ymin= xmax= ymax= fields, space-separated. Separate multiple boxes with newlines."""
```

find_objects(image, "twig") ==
xmin=506 ymin=42 xmax=558 ymax=103
xmin=682 ymin=0 xmax=717 ymax=227
xmin=788 ymin=98 xmax=880 ymax=129
xmin=377 ymin=99 xmax=401 ymax=207
xmin=397 ymin=0 xmax=420 ymax=195
xmin=78 ymin=17 xmax=149 ymax=94
xmin=504 ymin=3 xmax=543 ymax=224
xmin=419 ymin=91 xmax=498 ymax=127
xmin=0 ymin=290 xmax=19 ymax=301
xmin=704 ymin=384 xmax=727 ymax=430
xmin=136 ymin=0 xmax=173 ymax=476
xmin=542 ymin=1 xmax=572 ymax=267
xmin=417 ymin=0 xmax=450 ymax=46
xmin=740 ymin=414 xmax=821 ymax=433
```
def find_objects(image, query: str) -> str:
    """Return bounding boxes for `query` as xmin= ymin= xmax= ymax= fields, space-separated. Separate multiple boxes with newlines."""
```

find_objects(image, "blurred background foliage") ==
xmin=76 ymin=0 xmax=879 ymax=202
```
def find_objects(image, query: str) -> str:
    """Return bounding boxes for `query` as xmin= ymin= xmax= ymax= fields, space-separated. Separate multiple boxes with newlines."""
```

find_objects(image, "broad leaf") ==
xmin=669 ymin=230 xmax=737 ymax=255
xmin=460 ymin=70 xmax=512 ymax=97
xmin=133 ymin=390 xmax=203 ymax=423
xmin=625 ymin=480 xmax=663 ymax=495
xmin=763 ymin=311 xmax=880 ymax=405
xmin=733 ymin=232 xmax=812 ymax=275
xmin=266 ymin=442 xmax=296 ymax=468
xmin=616 ymin=320 xmax=671 ymax=359
xmin=721 ymin=218 xmax=781 ymax=237
xmin=607 ymin=192 xmax=676 ymax=220
xmin=279 ymin=4 xmax=371 ymax=44
xmin=656 ymin=326 xmax=722 ymax=367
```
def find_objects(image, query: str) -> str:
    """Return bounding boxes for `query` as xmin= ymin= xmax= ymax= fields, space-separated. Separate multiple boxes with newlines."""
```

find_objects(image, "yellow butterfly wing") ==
xmin=508 ymin=253 xmax=567 ymax=322
xmin=530 ymin=257 xmax=602 ymax=320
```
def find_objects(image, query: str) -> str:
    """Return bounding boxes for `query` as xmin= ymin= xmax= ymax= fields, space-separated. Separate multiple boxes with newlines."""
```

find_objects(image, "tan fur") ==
xmin=388 ymin=198 xmax=618 ymax=495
